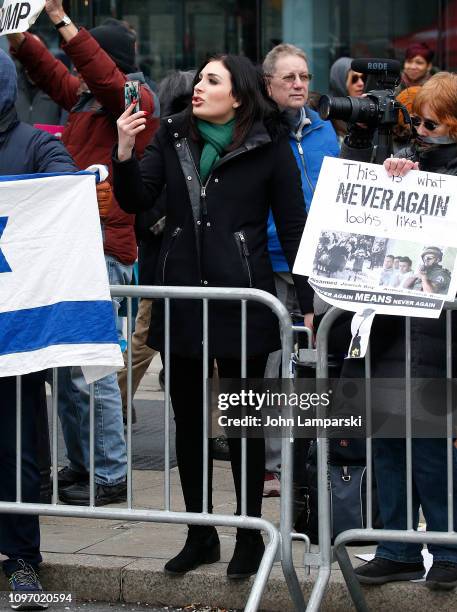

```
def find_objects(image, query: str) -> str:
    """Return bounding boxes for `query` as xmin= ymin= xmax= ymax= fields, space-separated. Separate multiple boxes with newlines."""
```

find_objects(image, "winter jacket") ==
xmin=113 ymin=110 xmax=313 ymax=357
xmin=12 ymin=29 xmax=159 ymax=265
xmin=267 ymin=106 xmax=339 ymax=272
xmin=0 ymin=108 xmax=77 ymax=176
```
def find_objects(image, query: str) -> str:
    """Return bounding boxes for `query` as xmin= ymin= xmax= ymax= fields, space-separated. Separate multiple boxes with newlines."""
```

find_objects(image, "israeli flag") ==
xmin=0 ymin=172 xmax=124 ymax=381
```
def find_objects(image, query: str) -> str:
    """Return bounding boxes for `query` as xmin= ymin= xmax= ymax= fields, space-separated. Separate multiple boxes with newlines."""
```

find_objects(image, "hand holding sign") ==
xmin=384 ymin=157 xmax=420 ymax=177
xmin=0 ymin=1 xmax=45 ymax=36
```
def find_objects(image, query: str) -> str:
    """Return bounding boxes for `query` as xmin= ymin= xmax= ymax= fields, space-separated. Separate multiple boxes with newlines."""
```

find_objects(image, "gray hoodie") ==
xmin=329 ymin=56 xmax=353 ymax=97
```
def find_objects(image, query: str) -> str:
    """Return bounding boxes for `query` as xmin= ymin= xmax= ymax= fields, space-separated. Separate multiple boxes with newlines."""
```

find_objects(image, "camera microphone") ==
xmin=351 ymin=58 xmax=401 ymax=75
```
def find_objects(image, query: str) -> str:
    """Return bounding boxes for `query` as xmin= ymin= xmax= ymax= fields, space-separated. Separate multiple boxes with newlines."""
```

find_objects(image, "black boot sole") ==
xmin=425 ymin=578 xmax=457 ymax=591
xmin=58 ymin=493 xmax=127 ymax=506
xmin=164 ymin=546 xmax=221 ymax=575
xmin=227 ymin=569 xmax=258 ymax=580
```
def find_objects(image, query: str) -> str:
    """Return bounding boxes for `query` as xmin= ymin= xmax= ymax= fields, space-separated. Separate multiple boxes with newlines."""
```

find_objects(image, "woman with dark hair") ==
xmin=117 ymin=70 xmax=195 ymax=422
xmin=113 ymin=54 xmax=313 ymax=579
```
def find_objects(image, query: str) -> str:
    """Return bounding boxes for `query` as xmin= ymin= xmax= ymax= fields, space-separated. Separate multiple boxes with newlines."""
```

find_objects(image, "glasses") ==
xmin=350 ymin=73 xmax=366 ymax=85
xmin=411 ymin=115 xmax=440 ymax=131
xmin=270 ymin=72 xmax=313 ymax=85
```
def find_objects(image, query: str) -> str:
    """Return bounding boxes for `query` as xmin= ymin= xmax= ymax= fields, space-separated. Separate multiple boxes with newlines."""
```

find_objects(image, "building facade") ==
xmin=27 ymin=1 xmax=457 ymax=92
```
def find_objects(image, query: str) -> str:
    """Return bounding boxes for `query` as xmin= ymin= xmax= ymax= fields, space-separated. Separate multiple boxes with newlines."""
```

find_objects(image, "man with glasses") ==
xmin=261 ymin=44 xmax=339 ymax=496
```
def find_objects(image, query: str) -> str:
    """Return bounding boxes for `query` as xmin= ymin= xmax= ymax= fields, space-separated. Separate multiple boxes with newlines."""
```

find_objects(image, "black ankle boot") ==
xmin=227 ymin=528 xmax=265 ymax=579
xmin=164 ymin=526 xmax=220 ymax=575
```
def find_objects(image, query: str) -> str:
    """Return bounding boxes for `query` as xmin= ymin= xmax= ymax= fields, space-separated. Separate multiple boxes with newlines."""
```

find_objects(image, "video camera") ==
xmin=318 ymin=58 xmax=409 ymax=161
xmin=318 ymin=58 xmax=406 ymax=127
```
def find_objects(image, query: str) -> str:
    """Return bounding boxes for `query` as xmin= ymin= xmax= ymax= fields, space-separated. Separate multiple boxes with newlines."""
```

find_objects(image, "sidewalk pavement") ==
xmin=1 ymin=357 xmax=455 ymax=611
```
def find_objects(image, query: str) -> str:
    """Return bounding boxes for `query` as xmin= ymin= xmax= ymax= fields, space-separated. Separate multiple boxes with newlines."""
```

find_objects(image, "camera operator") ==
xmin=334 ymin=71 xmax=457 ymax=589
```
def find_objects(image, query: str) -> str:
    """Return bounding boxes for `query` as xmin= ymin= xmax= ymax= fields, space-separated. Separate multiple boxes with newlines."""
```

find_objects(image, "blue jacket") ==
xmin=267 ymin=106 xmax=339 ymax=271
xmin=0 ymin=112 xmax=77 ymax=176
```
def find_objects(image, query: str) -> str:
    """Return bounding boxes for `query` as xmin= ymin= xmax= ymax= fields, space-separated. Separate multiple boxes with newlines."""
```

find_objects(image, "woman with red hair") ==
xmin=353 ymin=71 xmax=457 ymax=590
xmin=399 ymin=42 xmax=434 ymax=91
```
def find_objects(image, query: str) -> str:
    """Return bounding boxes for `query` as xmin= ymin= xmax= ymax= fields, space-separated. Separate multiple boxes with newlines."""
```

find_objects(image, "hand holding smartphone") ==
xmin=124 ymin=80 xmax=141 ymax=113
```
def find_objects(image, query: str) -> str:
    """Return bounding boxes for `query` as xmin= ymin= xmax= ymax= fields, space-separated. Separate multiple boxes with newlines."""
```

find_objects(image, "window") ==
xmin=27 ymin=0 xmax=453 ymax=91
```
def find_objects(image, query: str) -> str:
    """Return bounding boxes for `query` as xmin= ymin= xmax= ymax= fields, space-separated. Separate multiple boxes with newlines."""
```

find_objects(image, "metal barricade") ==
xmin=279 ymin=323 xmax=313 ymax=611
xmin=1 ymin=285 xmax=299 ymax=612
xmin=279 ymin=319 xmax=333 ymax=612
xmin=306 ymin=304 xmax=457 ymax=612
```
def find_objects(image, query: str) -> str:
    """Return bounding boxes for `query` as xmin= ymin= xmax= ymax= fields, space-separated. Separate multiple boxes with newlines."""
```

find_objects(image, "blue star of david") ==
xmin=0 ymin=217 xmax=11 ymax=273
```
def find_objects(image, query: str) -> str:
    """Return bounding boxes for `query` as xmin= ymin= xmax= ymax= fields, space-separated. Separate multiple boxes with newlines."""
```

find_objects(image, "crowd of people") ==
xmin=1 ymin=0 xmax=457 ymax=606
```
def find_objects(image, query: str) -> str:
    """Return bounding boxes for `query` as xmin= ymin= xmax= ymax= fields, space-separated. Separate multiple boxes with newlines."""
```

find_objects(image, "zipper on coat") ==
xmin=201 ymin=184 xmax=208 ymax=216
xmin=162 ymin=226 xmax=182 ymax=284
xmin=296 ymin=141 xmax=315 ymax=199
xmin=234 ymin=231 xmax=253 ymax=287
xmin=184 ymin=139 xmax=211 ymax=219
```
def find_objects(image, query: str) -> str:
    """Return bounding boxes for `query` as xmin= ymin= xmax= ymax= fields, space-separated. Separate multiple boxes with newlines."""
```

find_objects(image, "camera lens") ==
xmin=318 ymin=95 xmax=332 ymax=120
xmin=318 ymin=95 xmax=379 ymax=125
xmin=318 ymin=95 xmax=355 ymax=122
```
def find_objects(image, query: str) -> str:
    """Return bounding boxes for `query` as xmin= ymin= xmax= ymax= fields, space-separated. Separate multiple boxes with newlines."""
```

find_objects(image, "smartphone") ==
xmin=124 ymin=80 xmax=141 ymax=113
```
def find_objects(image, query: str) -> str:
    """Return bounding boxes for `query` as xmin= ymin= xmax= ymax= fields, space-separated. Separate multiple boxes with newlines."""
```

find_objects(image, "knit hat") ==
xmin=90 ymin=19 xmax=136 ymax=75
xmin=329 ymin=57 xmax=353 ymax=97
xmin=405 ymin=42 xmax=434 ymax=63
xmin=0 ymin=49 xmax=17 ymax=115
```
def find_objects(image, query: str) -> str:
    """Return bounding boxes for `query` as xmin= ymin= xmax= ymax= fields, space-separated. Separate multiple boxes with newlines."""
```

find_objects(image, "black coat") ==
xmin=134 ymin=194 xmax=166 ymax=286
xmin=113 ymin=110 xmax=312 ymax=357
xmin=338 ymin=141 xmax=457 ymax=426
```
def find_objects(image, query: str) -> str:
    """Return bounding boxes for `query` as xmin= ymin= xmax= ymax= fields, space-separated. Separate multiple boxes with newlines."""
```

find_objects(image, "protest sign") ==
xmin=0 ymin=172 xmax=123 ymax=381
xmin=293 ymin=157 xmax=457 ymax=318
xmin=0 ymin=0 xmax=45 ymax=36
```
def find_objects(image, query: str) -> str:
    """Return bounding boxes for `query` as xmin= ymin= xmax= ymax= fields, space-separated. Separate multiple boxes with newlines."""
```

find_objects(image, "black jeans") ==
xmin=0 ymin=373 xmax=44 ymax=576
xmin=164 ymin=353 xmax=267 ymax=518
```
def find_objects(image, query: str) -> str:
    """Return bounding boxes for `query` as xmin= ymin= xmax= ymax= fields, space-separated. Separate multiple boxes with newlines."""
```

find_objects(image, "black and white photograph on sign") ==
xmin=313 ymin=231 xmax=457 ymax=296
xmin=313 ymin=231 xmax=385 ymax=281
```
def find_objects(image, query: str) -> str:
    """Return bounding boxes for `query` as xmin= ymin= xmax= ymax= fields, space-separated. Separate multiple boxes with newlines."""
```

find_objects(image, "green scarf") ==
xmin=197 ymin=118 xmax=235 ymax=183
